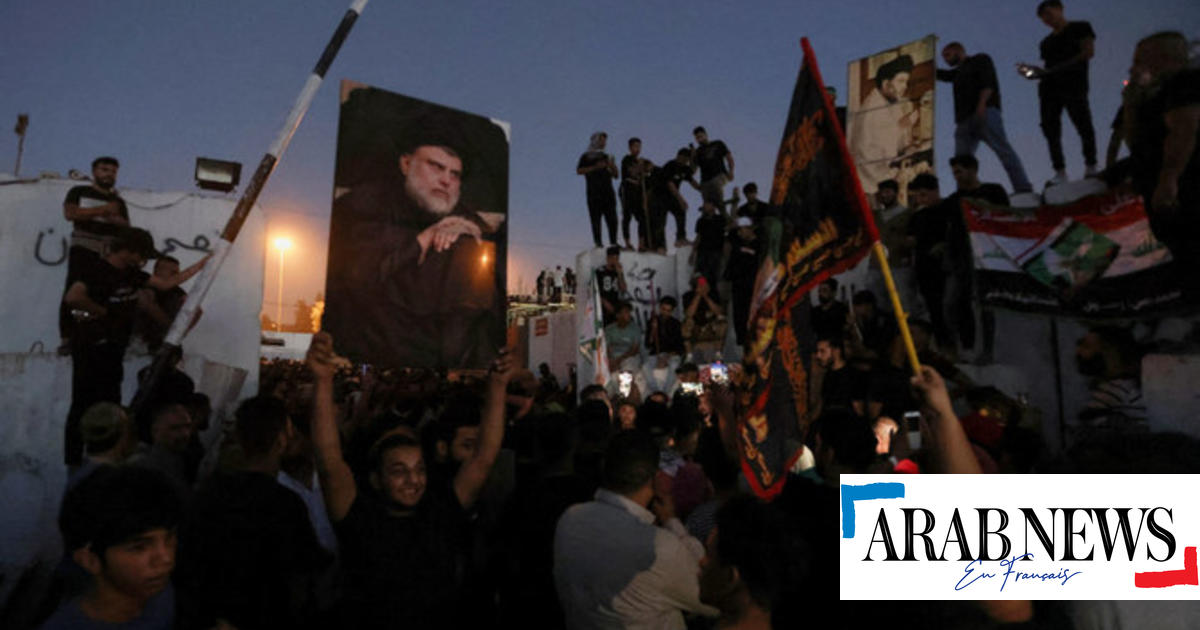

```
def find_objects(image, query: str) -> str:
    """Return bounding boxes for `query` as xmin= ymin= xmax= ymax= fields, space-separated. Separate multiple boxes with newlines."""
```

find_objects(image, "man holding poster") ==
xmin=324 ymin=84 xmax=509 ymax=369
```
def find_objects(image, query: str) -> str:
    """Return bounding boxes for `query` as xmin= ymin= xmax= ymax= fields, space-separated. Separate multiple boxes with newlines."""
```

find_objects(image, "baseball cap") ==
xmin=81 ymin=402 xmax=129 ymax=447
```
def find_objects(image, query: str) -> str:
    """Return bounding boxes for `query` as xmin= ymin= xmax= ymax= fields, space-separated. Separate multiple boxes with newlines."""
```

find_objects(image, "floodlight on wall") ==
xmin=194 ymin=157 xmax=242 ymax=193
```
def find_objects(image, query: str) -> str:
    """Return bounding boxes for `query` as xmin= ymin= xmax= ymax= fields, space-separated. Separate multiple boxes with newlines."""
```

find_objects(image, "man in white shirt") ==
xmin=554 ymin=431 xmax=717 ymax=629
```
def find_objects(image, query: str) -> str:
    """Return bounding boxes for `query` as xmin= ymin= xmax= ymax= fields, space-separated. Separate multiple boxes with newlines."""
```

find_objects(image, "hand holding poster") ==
xmin=324 ymin=82 xmax=509 ymax=368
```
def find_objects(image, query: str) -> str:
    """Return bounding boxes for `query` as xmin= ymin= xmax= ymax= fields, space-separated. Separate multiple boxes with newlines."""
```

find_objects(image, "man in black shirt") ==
xmin=648 ymin=148 xmax=699 ymax=251
xmin=814 ymin=335 xmax=853 ymax=414
xmin=643 ymin=296 xmax=685 ymax=392
xmin=1022 ymin=1 xmax=1098 ymax=183
xmin=61 ymin=227 xmax=158 ymax=466
xmin=736 ymin=182 xmax=783 ymax=263
xmin=724 ymin=217 xmax=759 ymax=347
xmin=577 ymin=132 xmax=619 ymax=248
xmin=60 ymin=156 xmax=131 ymax=349
xmin=905 ymin=174 xmax=955 ymax=354
xmin=595 ymin=246 xmax=627 ymax=326
xmin=178 ymin=396 xmax=331 ymax=629
xmin=693 ymin=202 xmax=726 ymax=296
xmin=1126 ymin=32 xmax=1200 ymax=281
xmin=945 ymin=155 xmax=1008 ymax=361
xmin=307 ymin=332 xmax=513 ymax=630
xmin=691 ymin=126 xmax=735 ymax=211
xmin=620 ymin=137 xmax=652 ymax=251
xmin=811 ymin=278 xmax=848 ymax=341
xmin=937 ymin=42 xmax=1033 ymax=194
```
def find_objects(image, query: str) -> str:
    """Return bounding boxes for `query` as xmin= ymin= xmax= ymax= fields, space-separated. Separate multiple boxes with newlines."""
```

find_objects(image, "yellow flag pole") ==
xmin=871 ymin=241 xmax=921 ymax=375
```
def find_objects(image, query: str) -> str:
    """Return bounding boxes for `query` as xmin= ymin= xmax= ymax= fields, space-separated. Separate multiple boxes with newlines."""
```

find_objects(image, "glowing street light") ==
xmin=273 ymin=237 xmax=293 ymax=331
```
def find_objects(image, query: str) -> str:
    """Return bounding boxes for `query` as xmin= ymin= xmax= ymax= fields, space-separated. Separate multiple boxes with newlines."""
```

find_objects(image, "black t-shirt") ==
xmin=70 ymin=258 xmax=148 ymax=346
xmin=821 ymin=366 xmax=855 ymax=411
xmin=595 ymin=266 xmax=622 ymax=304
xmin=695 ymin=213 xmax=726 ymax=252
xmin=178 ymin=471 xmax=330 ymax=630
xmin=945 ymin=183 xmax=1009 ymax=266
xmin=937 ymin=54 xmax=1002 ymax=124
xmin=737 ymin=199 xmax=776 ymax=222
xmin=650 ymin=159 xmax=696 ymax=200
xmin=693 ymin=140 xmax=730 ymax=182
xmin=63 ymin=185 xmax=129 ymax=239
xmin=906 ymin=199 xmax=955 ymax=268
xmin=1129 ymin=68 xmax=1200 ymax=209
xmin=620 ymin=154 xmax=648 ymax=187
xmin=577 ymin=152 xmax=615 ymax=199
xmin=335 ymin=488 xmax=471 ymax=629
xmin=645 ymin=313 xmax=685 ymax=355
xmin=725 ymin=231 xmax=759 ymax=283
xmin=1040 ymin=21 xmax=1096 ymax=96
xmin=812 ymin=301 xmax=849 ymax=340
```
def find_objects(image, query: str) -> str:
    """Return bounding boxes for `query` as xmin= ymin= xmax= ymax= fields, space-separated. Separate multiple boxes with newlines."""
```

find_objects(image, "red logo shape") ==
xmin=1135 ymin=546 xmax=1198 ymax=588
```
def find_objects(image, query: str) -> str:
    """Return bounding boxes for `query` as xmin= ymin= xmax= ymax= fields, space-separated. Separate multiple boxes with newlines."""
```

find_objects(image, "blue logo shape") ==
xmin=841 ymin=483 xmax=905 ymax=538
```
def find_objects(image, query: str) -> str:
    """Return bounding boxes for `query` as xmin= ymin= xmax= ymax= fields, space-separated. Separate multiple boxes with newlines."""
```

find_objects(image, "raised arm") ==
xmin=146 ymin=254 xmax=210 ymax=291
xmin=454 ymin=348 xmax=514 ymax=509
xmin=910 ymin=366 xmax=982 ymax=474
xmin=307 ymin=331 xmax=357 ymax=522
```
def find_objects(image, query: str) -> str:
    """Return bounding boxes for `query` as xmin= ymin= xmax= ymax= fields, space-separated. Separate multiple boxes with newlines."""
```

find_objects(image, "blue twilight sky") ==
xmin=2 ymin=1 xmax=1197 ymax=305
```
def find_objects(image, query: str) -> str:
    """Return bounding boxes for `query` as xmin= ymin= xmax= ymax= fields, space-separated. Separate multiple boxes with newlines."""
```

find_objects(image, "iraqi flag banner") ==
xmin=739 ymin=38 xmax=880 ymax=500
xmin=963 ymin=191 xmax=1193 ymax=318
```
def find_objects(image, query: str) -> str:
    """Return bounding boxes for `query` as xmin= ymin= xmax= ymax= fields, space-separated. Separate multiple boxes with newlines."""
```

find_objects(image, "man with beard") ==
xmin=850 ymin=54 xmax=919 ymax=193
xmin=325 ymin=126 xmax=503 ymax=369
xmin=811 ymin=278 xmax=849 ymax=340
xmin=60 ymin=157 xmax=130 ymax=350
xmin=307 ymin=332 xmax=514 ymax=629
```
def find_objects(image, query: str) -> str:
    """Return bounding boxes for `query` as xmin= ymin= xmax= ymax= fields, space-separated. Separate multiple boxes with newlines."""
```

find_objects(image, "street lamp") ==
xmin=273 ymin=237 xmax=293 ymax=332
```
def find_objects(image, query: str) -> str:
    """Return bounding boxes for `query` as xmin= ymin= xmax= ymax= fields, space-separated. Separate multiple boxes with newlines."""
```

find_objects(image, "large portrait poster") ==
xmin=324 ymin=81 xmax=509 ymax=369
xmin=846 ymin=35 xmax=936 ymax=207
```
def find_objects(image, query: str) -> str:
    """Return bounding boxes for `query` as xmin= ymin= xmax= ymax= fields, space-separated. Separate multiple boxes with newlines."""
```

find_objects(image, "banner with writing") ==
xmin=740 ymin=38 xmax=880 ymax=500
xmin=963 ymin=191 xmax=1193 ymax=318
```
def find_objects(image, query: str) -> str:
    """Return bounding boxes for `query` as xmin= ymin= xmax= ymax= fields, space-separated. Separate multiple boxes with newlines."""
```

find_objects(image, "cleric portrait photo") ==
xmin=323 ymin=81 xmax=509 ymax=369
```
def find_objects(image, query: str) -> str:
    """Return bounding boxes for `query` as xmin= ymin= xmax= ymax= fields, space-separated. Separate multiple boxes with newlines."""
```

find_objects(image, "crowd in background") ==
xmin=27 ymin=8 xmax=1200 ymax=630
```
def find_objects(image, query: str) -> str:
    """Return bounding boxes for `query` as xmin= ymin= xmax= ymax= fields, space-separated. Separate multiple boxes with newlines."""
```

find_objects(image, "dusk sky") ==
xmin=3 ymin=1 xmax=1197 ymax=308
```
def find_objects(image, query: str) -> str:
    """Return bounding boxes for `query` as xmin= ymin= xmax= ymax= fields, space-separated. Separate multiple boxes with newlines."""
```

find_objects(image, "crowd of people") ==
xmin=32 ymin=7 xmax=1200 ymax=629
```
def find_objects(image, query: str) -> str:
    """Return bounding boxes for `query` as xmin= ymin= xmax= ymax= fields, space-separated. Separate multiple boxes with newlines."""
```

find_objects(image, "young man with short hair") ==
xmin=595 ymin=246 xmax=627 ymax=326
xmin=578 ymin=132 xmax=620 ymax=248
xmin=905 ymin=174 xmax=956 ymax=353
xmin=643 ymin=296 xmax=685 ymax=393
xmin=1022 ymin=1 xmax=1098 ymax=182
xmin=620 ymin=137 xmax=652 ymax=250
xmin=69 ymin=402 xmax=137 ymax=492
xmin=648 ymin=148 xmax=700 ymax=250
xmin=691 ymin=126 xmax=735 ymax=211
xmin=45 ymin=466 xmax=182 ymax=629
xmin=177 ymin=395 xmax=331 ymax=630
xmin=62 ymin=227 xmax=159 ymax=466
xmin=937 ymin=43 xmax=1033 ymax=193
xmin=307 ymin=331 xmax=513 ymax=629
xmin=945 ymin=154 xmax=1007 ymax=361
xmin=554 ymin=430 xmax=717 ymax=628
xmin=605 ymin=302 xmax=643 ymax=372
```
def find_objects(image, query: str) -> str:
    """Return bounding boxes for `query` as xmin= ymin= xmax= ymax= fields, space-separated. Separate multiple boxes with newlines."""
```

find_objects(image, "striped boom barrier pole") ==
xmin=131 ymin=0 xmax=368 ymax=414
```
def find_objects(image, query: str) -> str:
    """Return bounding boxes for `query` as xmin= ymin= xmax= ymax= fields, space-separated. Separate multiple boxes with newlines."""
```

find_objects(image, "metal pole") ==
xmin=130 ymin=0 xmax=368 ymax=415
xmin=277 ymin=247 xmax=285 ymax=332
